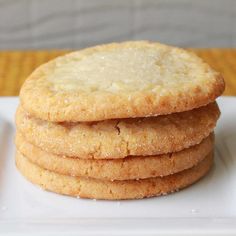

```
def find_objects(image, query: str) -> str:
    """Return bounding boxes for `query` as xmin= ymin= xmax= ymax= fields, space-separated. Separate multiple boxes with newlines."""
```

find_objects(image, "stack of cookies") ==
xmin=15 ymin=41 xmax=224 ymax=200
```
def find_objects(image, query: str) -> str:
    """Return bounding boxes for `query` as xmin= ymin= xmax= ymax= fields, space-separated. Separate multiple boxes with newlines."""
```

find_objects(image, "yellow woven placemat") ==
xmin=0 ymin=49 xmax=235 ymax=96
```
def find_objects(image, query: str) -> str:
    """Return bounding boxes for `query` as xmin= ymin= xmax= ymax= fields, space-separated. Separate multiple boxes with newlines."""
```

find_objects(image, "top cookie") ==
xmin=20 ymin=41 xmax=224 ymax=122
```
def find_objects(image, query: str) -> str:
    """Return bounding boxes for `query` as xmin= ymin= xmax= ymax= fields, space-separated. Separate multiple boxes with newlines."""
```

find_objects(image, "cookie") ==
xmin=15 ymin=132 xmax=214 ymax=180
xmin=16 ymin=151 xmax=213 ymax=200
xmin=19 ymin=41 xmax=224 ymax=122
xmin=16 ymin=102 xmax=219 ymax=159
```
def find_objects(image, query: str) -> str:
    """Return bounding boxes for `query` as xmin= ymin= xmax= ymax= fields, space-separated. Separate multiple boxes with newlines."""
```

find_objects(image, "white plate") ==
xmin=0 ymin=97 xmax=236 ymax=236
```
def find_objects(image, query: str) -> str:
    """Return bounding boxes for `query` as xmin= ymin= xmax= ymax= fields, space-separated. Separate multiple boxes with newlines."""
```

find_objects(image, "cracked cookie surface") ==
xmin=16 ymin=103 xmax=219 ymax=159
xmin=15 ymin=151 xmax=213 ymax=200
xmin=19 ymin=41 xmax=224 ymax=122
xmin=15 ymin=132 xmax=213 ymax=180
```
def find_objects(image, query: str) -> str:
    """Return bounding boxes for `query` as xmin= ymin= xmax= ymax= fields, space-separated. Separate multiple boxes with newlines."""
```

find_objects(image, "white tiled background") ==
xmin=0 ymin=0 xmax=235 ymax=49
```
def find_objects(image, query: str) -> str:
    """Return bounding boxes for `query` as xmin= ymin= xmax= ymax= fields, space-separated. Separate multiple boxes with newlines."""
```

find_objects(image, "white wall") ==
xmin=0 ymin=0 xmax=235 ymax=49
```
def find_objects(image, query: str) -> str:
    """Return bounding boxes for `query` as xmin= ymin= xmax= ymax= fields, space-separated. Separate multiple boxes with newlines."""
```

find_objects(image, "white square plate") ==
xmin=0 ymin=97 xmax=236 ymax=235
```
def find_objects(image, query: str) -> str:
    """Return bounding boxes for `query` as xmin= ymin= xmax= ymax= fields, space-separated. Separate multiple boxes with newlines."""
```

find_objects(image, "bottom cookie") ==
xmin=16 ymin=151 xmax=213 ymax=200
